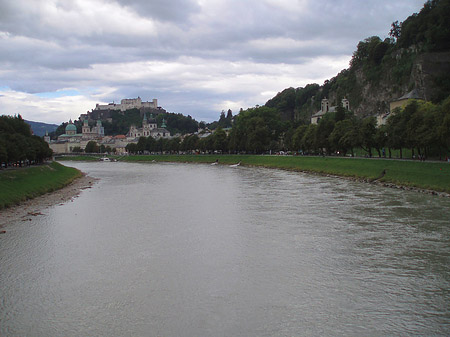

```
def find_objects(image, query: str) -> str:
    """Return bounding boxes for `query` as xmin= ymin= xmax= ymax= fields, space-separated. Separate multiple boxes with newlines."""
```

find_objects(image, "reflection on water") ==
xmin=1 ymin=162 xmax=449 ymax=336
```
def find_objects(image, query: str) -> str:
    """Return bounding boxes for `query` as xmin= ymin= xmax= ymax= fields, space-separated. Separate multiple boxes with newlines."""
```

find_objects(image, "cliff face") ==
xmin=415 ymin=51 xmax=450 ymax=101
xmin=266 ymin=0 xmax=450 ymax=122
xmin=349 ymin=51 xmax=450 ymax=117
xmin=266 ymin=49 xmax=450 ymax=123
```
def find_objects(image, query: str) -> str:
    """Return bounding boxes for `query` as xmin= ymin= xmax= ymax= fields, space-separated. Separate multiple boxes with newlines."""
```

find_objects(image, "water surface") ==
xmin=1 ymin=162 xmax=449 ymax=336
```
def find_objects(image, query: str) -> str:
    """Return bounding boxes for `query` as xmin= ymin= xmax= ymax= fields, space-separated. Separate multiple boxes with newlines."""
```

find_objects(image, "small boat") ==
xmin=211 ymin=159 xmax=219 ymax=165
xmin=229 ymin=161 xmax=241 ymax=167
xmin=99 ymin=157 xmax=111 ymax=162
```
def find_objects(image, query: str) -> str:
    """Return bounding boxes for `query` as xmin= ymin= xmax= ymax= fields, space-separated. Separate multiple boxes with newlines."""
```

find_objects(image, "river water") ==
xmin=1 ymin=161 xmax=449 ymax=336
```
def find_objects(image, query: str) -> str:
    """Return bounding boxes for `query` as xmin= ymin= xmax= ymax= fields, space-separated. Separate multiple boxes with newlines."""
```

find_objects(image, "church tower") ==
xmin=44 ymin=130 xmax=50 ymax=143
xmin=96 ymin=120 xmax=104 ymax=137
xmin=82 ymin=119 xmax=90 ymax=135
xmin=321 ymin=99 xmax=329 ymax=113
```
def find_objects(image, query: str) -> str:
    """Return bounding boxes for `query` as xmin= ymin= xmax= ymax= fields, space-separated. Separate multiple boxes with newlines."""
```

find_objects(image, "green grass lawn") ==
xmin=120 ymin=154 xmax=450 ymax=193
xmin=0 ymin=161 xmax=82 ymax=209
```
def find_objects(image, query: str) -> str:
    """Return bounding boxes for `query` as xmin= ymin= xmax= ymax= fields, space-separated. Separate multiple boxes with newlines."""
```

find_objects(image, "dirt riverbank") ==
xmin=0 ymin=174 xmax=98 ymax=229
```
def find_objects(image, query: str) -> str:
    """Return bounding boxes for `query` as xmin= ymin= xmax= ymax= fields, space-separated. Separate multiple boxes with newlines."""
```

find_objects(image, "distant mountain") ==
xmin=25 ymin=120 xmax=59 ymax=137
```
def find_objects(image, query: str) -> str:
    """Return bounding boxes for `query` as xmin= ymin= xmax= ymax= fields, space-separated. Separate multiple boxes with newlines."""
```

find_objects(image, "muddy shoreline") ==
xmin=0 ymin=174 xmax=98 ymax=229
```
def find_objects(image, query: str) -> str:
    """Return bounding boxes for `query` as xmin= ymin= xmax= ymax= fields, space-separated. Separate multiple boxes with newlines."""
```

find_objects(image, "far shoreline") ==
xmin=57 ymin=154 xmax=450 ymax=197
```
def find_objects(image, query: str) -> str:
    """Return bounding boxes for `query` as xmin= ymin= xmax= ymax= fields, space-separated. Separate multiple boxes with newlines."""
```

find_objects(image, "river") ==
xmin=1 ymin=161 xmax=449 ymax=336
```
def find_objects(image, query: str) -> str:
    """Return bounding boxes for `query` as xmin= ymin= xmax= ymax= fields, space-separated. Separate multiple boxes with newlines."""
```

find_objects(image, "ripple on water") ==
xmin=1 ymin=162 xmax=449 ymax=336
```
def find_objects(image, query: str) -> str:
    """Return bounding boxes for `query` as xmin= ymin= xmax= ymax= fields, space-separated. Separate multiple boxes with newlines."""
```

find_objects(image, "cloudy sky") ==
xmin=0 ymin=0 xmax=424 ymax=124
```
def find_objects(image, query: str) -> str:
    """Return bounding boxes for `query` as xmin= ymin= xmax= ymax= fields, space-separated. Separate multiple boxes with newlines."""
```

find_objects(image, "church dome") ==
xmin=65 ymin=123 xmax=77 ymax=133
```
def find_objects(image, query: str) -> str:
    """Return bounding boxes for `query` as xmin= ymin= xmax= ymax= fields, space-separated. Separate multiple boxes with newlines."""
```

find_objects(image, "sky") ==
xmin=0 ymin=0 xmax=425 ymax=125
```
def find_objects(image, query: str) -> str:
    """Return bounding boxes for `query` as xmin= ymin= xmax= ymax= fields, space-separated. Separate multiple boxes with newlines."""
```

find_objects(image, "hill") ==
xmin=25 ymin=120 xmax=59 ymax=137
xmin=49 ymin=108 xmax=199 ymax=140
xmin=266 ymin=0 xmax=450 ymax=123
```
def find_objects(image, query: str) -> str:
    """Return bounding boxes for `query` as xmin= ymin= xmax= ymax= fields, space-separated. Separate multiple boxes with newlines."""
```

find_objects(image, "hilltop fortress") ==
xmin=94 ymin=97 xmax=158 ymax=112
xmin=48 ymin=96 xmax=171 ymax=154
xmin=80 ymin=97 xmax=165 ymax=122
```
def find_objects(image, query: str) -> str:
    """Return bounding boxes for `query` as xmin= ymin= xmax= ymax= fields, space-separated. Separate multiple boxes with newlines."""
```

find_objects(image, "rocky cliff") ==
xmin=266 ymin=0 xmax=450 ymax=122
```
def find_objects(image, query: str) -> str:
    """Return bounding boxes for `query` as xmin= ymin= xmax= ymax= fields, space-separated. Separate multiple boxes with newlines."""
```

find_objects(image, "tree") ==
xmin=146 ymin=136 xmax=156 ymax=152
xmin=282 ymin=127 xmax=295 ymax=151
xmin=246 ymin=117 xmax=270 ymax=153
xmin=72 ymin=146 xmax=83 ymax=153
xmin=213 ymin=127 xmax=228 ymax=152
xmin=198 ymin=135 xmax=213 ymax=153
xmin=167 ymin=137 xmax=181 ymax=153
xmin=374 ymin=125 xmax=388 ymax=157
xmin=125 ymin=143 xmax=138 ymax=154
xmin=0 ymin=115 xmax=52 ymax=166
xmin=0 ymin=140 xmax=7 ymax=166
xmin=329 ymin=119 xmax=357 ymax=156
xmin=137 ymin=136 xmax=147 ymax=153
xmin=335 ymin=99 xmax=346 ymax=122
xmin=181 ymin=134 xmax=199 ymax=152
xmin=438 ymin=96 xmax=450 ymax=152
xmin=316 ymin=116 xmax=335 ymax=155
xmin=302 ymin=124 xmax=318 ymax=154
xmin=218 ymin=110 xmax=226 ymax=128
xmin=229 ymin=106 xmax=286 ymax=153
xmin=358 ymin=117 xmax=377 ymax=157
xmin=226 ymin=109 xmax=233 ymax=122
xmin=292 ymin=125 xmax=308 ymax=152
xmin=389 ymin=20 xmax=402 ymax=41
xmin=386 ymin=108 xmax=406 ymax=158
xmin=85 ymin=141 xmax=99 ymax=153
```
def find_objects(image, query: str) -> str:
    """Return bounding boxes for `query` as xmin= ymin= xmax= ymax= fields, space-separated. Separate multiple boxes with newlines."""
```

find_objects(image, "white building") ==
xmin=311 ymin=98 xmax=350 ymax=124
xmin=127 ymin=114 xmax=170 ymax=139
xmin=82 ymin=119 xmax=104 ymax=139
xmin=95 ymin=97 xmax=158 ymax=112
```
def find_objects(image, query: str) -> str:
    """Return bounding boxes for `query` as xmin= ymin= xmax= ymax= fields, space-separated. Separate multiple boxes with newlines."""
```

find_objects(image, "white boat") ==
xmin=99 ymin=157 xmax=111 ymax=162
xmin=229 ymin=161 xmax=241 ymax=167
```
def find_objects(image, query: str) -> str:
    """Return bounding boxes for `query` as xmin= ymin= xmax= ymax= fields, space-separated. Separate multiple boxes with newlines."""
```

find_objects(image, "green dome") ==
xmin=65 ymin=123 xmax=77 ymax=133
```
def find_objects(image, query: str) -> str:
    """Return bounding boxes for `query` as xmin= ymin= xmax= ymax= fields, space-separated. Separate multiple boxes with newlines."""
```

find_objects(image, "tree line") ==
xmin=290 ymin=97 xmax=450 ymax=159
xmin=0 ymin=115 xmax=53 ymax=167
xmin=124 ymin=97 xmax=450 ymax=160
xmin=123 ymin=128 xmax=229 ymax=155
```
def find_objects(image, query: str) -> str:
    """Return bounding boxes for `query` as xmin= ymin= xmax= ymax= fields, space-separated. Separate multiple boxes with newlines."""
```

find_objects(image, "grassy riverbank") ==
xmin=0 ymin=161 xmax=82 ymax=209
xmin=119 ymin=154 xmax=450 ymax=193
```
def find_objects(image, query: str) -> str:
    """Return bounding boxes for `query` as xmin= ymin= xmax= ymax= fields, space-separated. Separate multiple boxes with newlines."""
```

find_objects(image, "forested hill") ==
xmin=25 ymin=120 xmax=58 ymax=137
xmin=50 ymin=109 xmax=199 ymax=139
xmin=266 ymin=0 xmax=450 ymax=122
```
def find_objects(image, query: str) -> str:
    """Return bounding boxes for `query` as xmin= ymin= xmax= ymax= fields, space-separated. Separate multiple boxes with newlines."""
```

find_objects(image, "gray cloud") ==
xmin=114 ymin=0 xmax=201 ymax=23
xmin=0 ymin=0 xmax=426 ymax=123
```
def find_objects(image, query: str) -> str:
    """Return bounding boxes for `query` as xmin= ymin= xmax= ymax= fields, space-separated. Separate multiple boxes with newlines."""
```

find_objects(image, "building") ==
xmin=82 ymin=119 xmax=104 ymax=140
xmin=48 ymin=113 xmax=170 ymax=154
xmin=94 ymin=97 xmax=158 ymax=112
xmin=389 ymin=89 xmax=423 ymax=112
xmin=57 ymin=120 xmax=83 ymax=142
xmin=377 ymin=89 xmax=425 ymax=125
xmin=48 ymin=119 xmax=106 ymax=154
xmin=311 ymin=98 xmax=350 ymax=124
xmin=44 ymin=131 xmax=50 ymax=143
xmin=127 ymin=114 xmax=170 ymax=139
